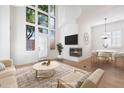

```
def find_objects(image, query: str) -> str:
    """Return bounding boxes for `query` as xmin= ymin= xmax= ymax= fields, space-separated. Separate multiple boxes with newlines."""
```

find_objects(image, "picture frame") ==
xmin=84 ymin=32 xmax=89 ymax=45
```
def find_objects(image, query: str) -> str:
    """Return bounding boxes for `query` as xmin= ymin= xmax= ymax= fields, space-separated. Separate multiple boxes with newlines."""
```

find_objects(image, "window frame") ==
xmin=111 ymin=30 xmax=122 ymax=48
xmin=26 ymin=5 xmax=56 ymax=51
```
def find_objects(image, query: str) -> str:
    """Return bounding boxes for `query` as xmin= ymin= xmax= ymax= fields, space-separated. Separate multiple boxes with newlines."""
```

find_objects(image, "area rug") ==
xmin=16 ymin=62 xmax=79 ymax=88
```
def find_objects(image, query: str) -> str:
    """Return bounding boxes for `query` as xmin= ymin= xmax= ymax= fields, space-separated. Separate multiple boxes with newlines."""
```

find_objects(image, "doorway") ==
xmin=38 ymin=34 xmax=48 ymax=59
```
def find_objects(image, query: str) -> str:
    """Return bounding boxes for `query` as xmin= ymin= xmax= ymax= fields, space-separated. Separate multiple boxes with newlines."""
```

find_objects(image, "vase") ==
xmin=47 ymin=59 xmax=51 ymax=66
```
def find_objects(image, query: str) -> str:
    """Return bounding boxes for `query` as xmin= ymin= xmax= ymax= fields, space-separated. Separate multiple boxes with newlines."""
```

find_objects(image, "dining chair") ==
xmin=114 ymin=52 xmax=124 ymax=66
xmin=97 ymin=52 xmax=112 ymax=63
xmin=91 ymin=51 xmax=98 ymax=64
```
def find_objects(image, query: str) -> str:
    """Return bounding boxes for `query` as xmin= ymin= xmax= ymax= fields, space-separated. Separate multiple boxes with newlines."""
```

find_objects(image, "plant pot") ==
xmin=57 ymin=55 xmax=62 ymax=59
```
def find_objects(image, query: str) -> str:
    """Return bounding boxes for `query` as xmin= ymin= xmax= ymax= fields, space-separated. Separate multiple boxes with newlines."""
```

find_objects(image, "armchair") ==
xmin=57 ymin=68 xmax=104 ymax=88
xmin=0 ymin=59 xmax=16 ymax=79
xmin=91 ymin=51 xmax=98 ymax=64
xmin=97 ymin=52 xmax=112 ymax=63
xmin=0 ymin=59 xmax=18 ymax=88
xmin=114 ymin=52 xmax=124 ymax=66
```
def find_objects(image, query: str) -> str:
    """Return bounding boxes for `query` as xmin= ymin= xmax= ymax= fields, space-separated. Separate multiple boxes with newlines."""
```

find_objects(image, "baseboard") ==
xmin=78 ymin=57 xmax=91 ymax=62
xmin=62 ymin=57 xmax=91 ymax=63
xmin=15 ymin=57 xmax=91 ymax=69
xmin=15 ymin=59 xmax=57 ymax=68
xmin=15 ymin=61 xmax=38 ymax=68
xmin=62 ymin=59 xmax=78 ymax=62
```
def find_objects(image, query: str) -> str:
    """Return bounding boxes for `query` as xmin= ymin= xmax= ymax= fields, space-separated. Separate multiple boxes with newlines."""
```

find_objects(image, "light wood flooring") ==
xmin=59 ymin=58 xmax=124 ymax=88
xmin=16 ymin=57 xmax=124 ymax=88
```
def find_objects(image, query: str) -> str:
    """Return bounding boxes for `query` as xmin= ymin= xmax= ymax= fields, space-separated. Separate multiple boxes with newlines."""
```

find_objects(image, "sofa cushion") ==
xmin=80 ymin=68 xmax=104 ymax=88
xmin=60 ymin=71 xmax=86 ymax=88
xmin=0 ymin=67 xmax=16 ymax=79
xmin=0 ymin=76 xmax=18 ymax=88
xmin=75 ymin=72 xmax=91 ymax=87
xmin=0 ymin=63 xmax=5 ymax=72
xmin=0 ymin=59 xmax=13 ymax=67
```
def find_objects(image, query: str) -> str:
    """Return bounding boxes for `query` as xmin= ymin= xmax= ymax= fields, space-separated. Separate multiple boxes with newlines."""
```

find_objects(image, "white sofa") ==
xmin=0 ymin=59 xmax=18 ymax=88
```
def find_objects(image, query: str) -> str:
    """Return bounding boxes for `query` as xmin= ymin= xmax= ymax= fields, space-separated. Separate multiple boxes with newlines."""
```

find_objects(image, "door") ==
xmin=38 ymin=34 xmax=48 ymax=58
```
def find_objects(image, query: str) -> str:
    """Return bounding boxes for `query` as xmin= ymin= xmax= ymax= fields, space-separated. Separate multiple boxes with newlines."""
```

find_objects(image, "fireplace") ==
xmin=70 ymin=48 xmax=82 ymax=57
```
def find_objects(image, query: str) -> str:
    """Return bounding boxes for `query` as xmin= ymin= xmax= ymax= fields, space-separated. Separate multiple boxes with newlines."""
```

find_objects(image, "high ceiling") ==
xmin=77 ymin=5 xmax=124 ymax=26
xmin=58 ymin=5 xmax=124 ymax=27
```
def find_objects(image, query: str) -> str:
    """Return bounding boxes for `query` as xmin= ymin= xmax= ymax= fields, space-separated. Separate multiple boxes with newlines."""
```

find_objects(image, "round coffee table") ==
xmin=33 ymin=61 xmax=59 ymax=78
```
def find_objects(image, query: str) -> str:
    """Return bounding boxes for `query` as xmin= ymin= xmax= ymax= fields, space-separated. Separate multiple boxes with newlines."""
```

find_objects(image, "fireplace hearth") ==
xmin=70 ymin=48 xmax=82 ymax=57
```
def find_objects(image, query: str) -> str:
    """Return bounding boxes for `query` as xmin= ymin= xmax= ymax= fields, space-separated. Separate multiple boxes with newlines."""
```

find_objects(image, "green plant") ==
xmin=26 ymin=7 xmax=35 ymax=24
xmin=57 ymin=43 xmax=63 ymax=55
xmin=38 ymin=5 xmax=48 ymax=12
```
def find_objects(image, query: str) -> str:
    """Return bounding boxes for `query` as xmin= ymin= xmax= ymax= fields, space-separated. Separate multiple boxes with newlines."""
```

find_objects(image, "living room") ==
xmin=0 ymin=4 xmax=124 ymax=90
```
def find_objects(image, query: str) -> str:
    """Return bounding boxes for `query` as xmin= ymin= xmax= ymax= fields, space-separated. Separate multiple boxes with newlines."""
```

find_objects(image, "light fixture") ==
xmin=101 ymin=18 xmax=109 ymax=48
xmin=101 ymin=18 xmax=109 ymax=39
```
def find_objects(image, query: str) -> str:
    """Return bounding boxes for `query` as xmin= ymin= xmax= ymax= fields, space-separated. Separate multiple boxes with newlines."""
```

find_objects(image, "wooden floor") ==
xmin=16 ymin=58 xmax=124 ymax=88
xmin=59 ymin=58 xmax=124 ymax=88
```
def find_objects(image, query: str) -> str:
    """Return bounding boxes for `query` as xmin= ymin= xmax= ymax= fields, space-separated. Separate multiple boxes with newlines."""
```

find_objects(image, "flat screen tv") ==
xmin=65 ymin=34 xmax=78 ymax=45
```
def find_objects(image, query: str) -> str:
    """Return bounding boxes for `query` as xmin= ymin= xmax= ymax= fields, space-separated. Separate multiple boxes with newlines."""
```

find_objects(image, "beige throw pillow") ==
xmin=0 ymin=62 xmax=5 ymax=71
xmin=75 ymin=73 xmax=91 ymax=88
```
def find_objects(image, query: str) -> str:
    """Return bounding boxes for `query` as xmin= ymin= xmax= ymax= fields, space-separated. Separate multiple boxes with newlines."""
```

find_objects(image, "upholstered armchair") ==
xmin=97 ymin=52 xmax=112 ymax=63
xmin=57 ymin=68 xmax=104 ymax=88
xmin=0 ymin=59 xmax=14 ymax=67
xmin=114 ymin=52 xmax=124 ymax=66
xmin=0 ymin=59 xmax=18 ymax=88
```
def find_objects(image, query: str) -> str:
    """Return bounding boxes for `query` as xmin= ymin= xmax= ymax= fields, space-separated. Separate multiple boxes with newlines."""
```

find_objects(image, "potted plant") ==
xmin=57 ymin=43 xmax=63 ymax=58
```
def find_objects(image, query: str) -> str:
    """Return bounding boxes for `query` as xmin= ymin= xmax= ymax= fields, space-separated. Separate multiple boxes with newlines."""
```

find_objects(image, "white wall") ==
xmin=10 ymin=6 xmax=39 ymax=65
xmin=10 ymin=6 xmax=58 ymax=65
xmin=58 ymin=6 xmax=124 ymax=62
xmin=47 ymin=6 xmax=59 ymax=59
xmin=58 ymin=5 xmax=93 ymax=62
xmin=60 ymin=24 xmax=80 ymax=62
xmin=91 ymin=20 xmax=124 ymax=52
xmin=57 ymin=6 xmax=90 ymax=62
xmin=57 ymin=5 xmax=93 ymax=62
xmin=0 ymin=6 xmax=10 ymax=60
xmin=10 ymin=5 xmax=124 ymax=64
xmin=58 ymin=6 xmax=81 ymax=27
xmin=78 ymin=24 xmax=92 ymax=61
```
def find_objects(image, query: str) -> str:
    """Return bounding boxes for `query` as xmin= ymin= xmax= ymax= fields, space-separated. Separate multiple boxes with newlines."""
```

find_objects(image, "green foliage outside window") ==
xmin=38 ymin=12 xmax=48 ymax=27
xmin=38 ymin=5 xmax=48 ymax=13
xmin=26 ymin=7 xmax=35 ymax=24
xmin=50 ymin=5 xmax=55 ymax=16
xmin=38 ymin=28 xmax=48 ymax=34
xmin=31 ymin=5 xmax=35 ymax=7
xmin=26 ymin=25 xmax=35 ymax=40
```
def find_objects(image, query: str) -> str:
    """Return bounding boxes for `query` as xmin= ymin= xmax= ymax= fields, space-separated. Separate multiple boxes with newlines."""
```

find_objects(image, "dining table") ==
xmin=93 ymin=49 xmax=117 ymax=60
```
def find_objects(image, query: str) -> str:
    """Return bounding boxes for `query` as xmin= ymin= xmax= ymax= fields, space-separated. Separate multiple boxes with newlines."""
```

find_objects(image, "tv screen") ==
xmin=65 ymin=34 xmax=78 ymax=45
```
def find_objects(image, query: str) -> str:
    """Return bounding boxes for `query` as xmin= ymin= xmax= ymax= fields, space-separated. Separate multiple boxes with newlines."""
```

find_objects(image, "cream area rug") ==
xmin=16 ymin=62 xmax=78 ymax=88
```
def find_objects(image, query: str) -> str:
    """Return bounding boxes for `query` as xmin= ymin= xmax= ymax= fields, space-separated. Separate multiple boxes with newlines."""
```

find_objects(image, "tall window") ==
xmin=26 ymin=5 xmax=56 ymax=52
xmin=26 ymin=7 xmax=35 ymax=51
xmin=111 ymin=30 xmax=122 ymax=48
xmin=105 ymin=30 xmax=122 ymax=48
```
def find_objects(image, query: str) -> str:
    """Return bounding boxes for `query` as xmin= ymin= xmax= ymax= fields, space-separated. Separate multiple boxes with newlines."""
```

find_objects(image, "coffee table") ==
xmin=33 ymin=61 xmax=59 ymax=78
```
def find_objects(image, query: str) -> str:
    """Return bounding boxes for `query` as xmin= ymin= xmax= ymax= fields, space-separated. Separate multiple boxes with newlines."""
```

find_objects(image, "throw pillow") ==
xmin=0 ymin=62 xmax=5 ymax=71
xmin=75 ymin=72 xmax=91 ymax=88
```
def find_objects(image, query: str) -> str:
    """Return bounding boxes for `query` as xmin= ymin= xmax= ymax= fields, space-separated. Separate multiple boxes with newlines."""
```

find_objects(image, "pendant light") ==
xmin=101 ymin=18 xmax=109 ymax=39
xmin=101 ymin=18 xmax=109 ymax=48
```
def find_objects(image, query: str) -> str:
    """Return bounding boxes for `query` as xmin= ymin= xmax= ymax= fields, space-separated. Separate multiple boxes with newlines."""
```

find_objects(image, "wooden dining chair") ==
xmin=114 ymin=52 xmax=124 ymax=66
xmin=97 ymin=52 xmax=112 ymax=63
xmin=91 ymin=51 xmax=98 ymax=64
